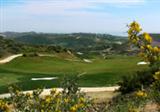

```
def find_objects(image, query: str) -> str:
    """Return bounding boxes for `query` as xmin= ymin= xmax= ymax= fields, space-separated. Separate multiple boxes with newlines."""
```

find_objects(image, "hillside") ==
xmin=1 ymin=32 xmax=159 ymax=55
xmin=150 ymin=33 xmax=160 ymax=47
xmin=150 ymin=33 xmax=160 ymax=41
xmin=0 ymin=35 xmax=69 ymax=58
xmin=0 ymin=36 xmax=23 ymax=58
xmin=1 ymin=32 xmax=129 ymax=54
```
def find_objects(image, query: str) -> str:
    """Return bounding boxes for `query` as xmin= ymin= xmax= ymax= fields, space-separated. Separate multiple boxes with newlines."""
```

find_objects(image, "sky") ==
xmin=0 ymin=0 xmax=160 ymax=35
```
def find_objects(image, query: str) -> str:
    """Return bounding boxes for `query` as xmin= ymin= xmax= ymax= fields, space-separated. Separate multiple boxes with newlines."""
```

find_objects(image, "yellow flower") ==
xmin=64 ymin=98 xmax=69 ymax=103
xmin=78 ymin=103 xmax=85 ymax=108
xmin=143 ymin=32 xmax=152 ymax=43
xmin=153 ymin=47 xmax=160 ymax=53
xmin=138 ymin=52 xmax=145 ymax=57
xmin=79 ymin=97 xmax=85 ymax=102
xmin=128 ymin=29 xmax=133 ymax=35
xmin=140 ymin=46 xmax=144 ymax=50
xmin=132 ymin=39 xmax=138 ymax=44
xmin=135 ymin=90 xmax=147 ymax=97
xmin=41 ymin=109 xmax=45 ymax=112
xmin=70 ymin=105 xmax=78 ymax=112
xmin=153 ymin=71 xmax=160 ymax=80
xmin=0 ymin=100 xmax=9 ymax=111
xmin=146 ymin=45 xmax=153 ymax=50
xmin=129 ymin=21 xmax=142 ymax=32
xmin=45 ymin=96 xmax=51 ymax=103
xmin=55 ymin=110 xmax=61 ymax=112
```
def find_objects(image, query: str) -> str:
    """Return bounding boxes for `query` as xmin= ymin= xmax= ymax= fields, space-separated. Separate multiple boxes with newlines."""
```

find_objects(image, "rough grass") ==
xmin=0 ymin=55 xmax=148 ymax=93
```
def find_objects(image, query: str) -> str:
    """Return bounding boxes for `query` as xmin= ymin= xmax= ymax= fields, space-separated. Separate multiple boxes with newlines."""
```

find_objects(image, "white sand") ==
xmin=31 ymin=77 xmax=58 ymax=81
xmin=38 ymin=54 xmax=55 ymax=57
xmin=137 ymin=61 xmax=149 ymax=65
xmin=0 ymin=53 xmax=58 ymax=64
xmin=83 ymin=59 xmax=92 ymax=63
xmin=76 ymin=36 xmax=81 ymax=39
xmin=0 ymin=54 xmax=23 ymax=64
xmin=77 ymin=52 xmax=83 ymax=55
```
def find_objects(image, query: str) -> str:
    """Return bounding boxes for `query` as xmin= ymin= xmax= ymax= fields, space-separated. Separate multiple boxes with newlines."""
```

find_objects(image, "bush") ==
xmin=0 ymin=99 xmax=9 ymax=112
xmin=108 ymin=21 xmax=160 ymax=111
xmin=151 ymin=70 xmax=160 ymax=105
xmin=1 ymin=76 xmax=104 ymax=112
xmin=151 ymin=81 xmax=160 ymax=105
xmin=106 ymin=92 xmax=149 ymax=112
xmin=23 ymin=52 xmax=39 ymax=57
xmin=118 ymin=69 xmax=154 ymax=94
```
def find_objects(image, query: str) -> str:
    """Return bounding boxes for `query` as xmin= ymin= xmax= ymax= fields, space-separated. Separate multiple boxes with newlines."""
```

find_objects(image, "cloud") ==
xmin=24 ymin=1 xmax=91 ymax=15
xmin=38 ymin=0 xmax=146 ymax=14
xmin=87 ymin=0 xmax=145 ymax=4
xmin=2 ymin=0 xmax=146 ymax=16
xmin=4 ymin=0 xmax=160 ymax=35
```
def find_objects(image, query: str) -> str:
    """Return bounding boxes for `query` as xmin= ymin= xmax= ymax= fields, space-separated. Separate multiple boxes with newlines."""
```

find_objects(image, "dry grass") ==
xmin=86 ymin=91 xmax=119 ymax=103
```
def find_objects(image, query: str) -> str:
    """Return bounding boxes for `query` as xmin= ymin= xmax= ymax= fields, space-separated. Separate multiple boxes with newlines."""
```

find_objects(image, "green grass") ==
xmin=0 ymin=55 xmax=148 ymax=93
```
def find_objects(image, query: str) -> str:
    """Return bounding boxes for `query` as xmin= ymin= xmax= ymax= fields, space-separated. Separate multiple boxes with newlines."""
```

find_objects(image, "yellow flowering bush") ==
xmin=5 ymin=76 xmax=105 ymax=112
xmin=0 ymin=99 xmax=9 ymax=112
xmin=153 ymin=71 xmax=160 ymax=80
xmin=128 ymin=21 xmax=160 ymax=64
xmin=8 ymin=88 xmax=91 ymax=112
xmin=107 ymin=21 xmax=159 ymax=112
xmin=128 ymin=21 xmax=160 ymax=107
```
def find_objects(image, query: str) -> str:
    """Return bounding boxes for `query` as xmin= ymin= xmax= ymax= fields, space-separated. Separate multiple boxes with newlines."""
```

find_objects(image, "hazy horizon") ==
xmin=1 ymin=31 xmax=128 ymax=37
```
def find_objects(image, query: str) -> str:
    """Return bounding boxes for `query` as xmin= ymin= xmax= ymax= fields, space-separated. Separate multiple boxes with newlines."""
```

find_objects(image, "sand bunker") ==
xmin=137 ymin=61 xmax=149 ymax=65
xmin=31 ymin=77 xmax=58 ymax=81
xmin=0 ymin=54 xmax=23 ymax=64
xmin=83 ymin=59 xmax=92 ymax=63
xmin=77 ymin=52 xmax=83 ymax=55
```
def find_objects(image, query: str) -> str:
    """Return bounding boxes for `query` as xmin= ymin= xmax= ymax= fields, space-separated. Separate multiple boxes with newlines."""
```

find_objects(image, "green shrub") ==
xmin=106 ymin=93 xmax=149 ymax=112
xmin=23 ymin=52 xmax=39 ymax=57
xmin=118 ymin=69 xmax=154 ymax=94
xmin=151 ymin=70 xmax=160 ymax=105
xmin=151 ymin=81 xmax=160 ymax=105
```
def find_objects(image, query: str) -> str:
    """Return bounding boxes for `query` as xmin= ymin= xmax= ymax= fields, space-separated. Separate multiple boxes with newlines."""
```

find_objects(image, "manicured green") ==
xmin=0 ymin=55 xmax=148 ymax=93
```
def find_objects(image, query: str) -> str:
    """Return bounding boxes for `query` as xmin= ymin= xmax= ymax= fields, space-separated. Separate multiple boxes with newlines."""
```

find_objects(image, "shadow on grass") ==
xmin=0 ymin=68 xmax=63 ymax=93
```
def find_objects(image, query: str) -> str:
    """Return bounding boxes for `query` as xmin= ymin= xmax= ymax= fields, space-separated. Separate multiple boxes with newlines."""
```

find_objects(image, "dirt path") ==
xmin=0 ymin=54 xmax=55 ymax=64
xmin=0 ymin=54 xmax=23 ymax=64
xmin=0 ymin=86 xmax=120 ymax=98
